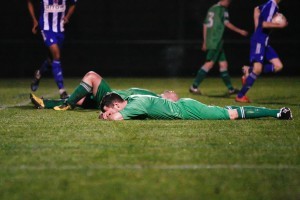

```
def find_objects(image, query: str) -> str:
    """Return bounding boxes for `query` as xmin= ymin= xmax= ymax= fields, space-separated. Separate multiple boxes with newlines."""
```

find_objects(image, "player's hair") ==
xmin=100 ymin=92 xmax=124 ymax=112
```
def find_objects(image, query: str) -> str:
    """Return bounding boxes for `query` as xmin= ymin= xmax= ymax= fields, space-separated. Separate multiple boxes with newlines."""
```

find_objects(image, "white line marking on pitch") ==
xmin=4 ymin=164 xmax=300 ymax=171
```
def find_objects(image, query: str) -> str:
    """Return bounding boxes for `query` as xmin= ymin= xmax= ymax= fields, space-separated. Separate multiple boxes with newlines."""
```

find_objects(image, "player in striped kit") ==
xmin=27 ymin=0 xmax=77 ymax=99
xmin=236 ymin=0 xmax=288 ymax=103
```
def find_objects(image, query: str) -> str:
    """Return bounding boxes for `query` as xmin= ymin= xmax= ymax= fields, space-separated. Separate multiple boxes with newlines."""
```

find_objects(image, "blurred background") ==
xmin=1 ymin=0 xmax=299 ymax=77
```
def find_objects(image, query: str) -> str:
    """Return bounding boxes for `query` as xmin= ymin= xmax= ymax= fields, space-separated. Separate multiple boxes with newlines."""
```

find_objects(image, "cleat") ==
xmin=60 ymin=91 xmax=69 ymax=99
xmin=228 ymin=88 xmax=240 ymax=95
xmin=235 ymin=95 xmax=251 ymax=103
xmin=53 ymin=103 xmax=73 ymax=111
xmin=278 ymin=107 xmax=293 ymax=120
xmin=189 ymin=86 xmax=202 ymax=95
xmin=31 ymin=70 xmax=41 ymax=91
xmin=30 ymin=93 xmax=45 ymax=109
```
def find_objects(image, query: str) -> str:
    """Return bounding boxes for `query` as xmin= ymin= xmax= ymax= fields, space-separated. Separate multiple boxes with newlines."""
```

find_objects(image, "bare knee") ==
xmin=82 ymin=71 xmax=102 ymax=85
xmin=203 ymin=61 xmax=214 ymax=71
xmin=274 ymin=63 xmax=283 ymax=72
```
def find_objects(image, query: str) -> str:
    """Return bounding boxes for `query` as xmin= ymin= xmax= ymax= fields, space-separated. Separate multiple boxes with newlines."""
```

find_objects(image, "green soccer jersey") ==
xmin=93 ymin=79 xmax=160 ymax=109
xmin=113 ymin=88 xmax=159 ymax=99
xmin=204 ymin=3 xmax=229 ymax=49
xmin=119 ymin=95 xmax=230 ymax=120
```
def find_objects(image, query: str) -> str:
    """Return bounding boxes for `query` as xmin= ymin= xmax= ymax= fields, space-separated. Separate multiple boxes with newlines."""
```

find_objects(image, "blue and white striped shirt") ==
xmin=39 ymin=0 xmax=76 ymax=33
xmin=254 ymin=0 xmax=279 ymax=39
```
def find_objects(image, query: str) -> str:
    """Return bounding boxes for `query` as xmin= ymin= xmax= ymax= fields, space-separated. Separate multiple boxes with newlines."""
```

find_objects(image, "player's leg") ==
xmin=225 ymin=106 xmax=292 ymax=120
xmin=30 ymin=93 xmax=65 ymax=109
xmin=236 ymin=39 xmax=265 ymax=103
xmin=218 ymin=51 xmax=239 ymax=94
xmin=236 ymin=62 xmax=262 ymax=102
xmin=30 ymin=32 xmax=53 ymax=91
xmin=189 ymin=50 xmax=216 ymax=94
xmin=54 ymin=71 xmax=112 ymax=110
xmin=49 ymin=32 xmax=68 ymax=99
xmin=264 ymin=45 xmax=283 ymax=73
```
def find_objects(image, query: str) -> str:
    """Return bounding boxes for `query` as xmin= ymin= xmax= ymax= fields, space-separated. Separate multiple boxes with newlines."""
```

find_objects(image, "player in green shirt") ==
xmin=99 ymin=93 xmax=292 ymax=120
xmin=189 ymin=0 xmax=248 ymax=95
xmin=30 ymin=71 xmax=179 ymax=110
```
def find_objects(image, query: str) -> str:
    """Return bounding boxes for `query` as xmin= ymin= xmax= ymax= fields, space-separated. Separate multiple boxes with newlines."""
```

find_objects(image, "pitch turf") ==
xmin=0 ymin=77 xmax=299 ymax=199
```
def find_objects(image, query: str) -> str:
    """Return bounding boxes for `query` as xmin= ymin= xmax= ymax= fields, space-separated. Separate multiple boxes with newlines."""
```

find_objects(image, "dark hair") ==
xmin=100 ymin=92 xmax=124 ymax=112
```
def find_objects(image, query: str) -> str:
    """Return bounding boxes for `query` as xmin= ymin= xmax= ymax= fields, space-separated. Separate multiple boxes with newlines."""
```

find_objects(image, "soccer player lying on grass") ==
xmin=30 ymin=71 xmax=179 ymax=110
xmin=99 ymin=93 xmax=292 ymax=120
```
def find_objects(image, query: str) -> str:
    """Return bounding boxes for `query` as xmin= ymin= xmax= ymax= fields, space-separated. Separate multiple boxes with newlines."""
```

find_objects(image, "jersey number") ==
xmin=207 ymin=12 xmax=214 ymax=28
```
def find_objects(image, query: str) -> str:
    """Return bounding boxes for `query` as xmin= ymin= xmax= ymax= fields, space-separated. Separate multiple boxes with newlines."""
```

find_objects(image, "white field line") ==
xmin=3 ymin=164 xmax=300 ymax=171
xmin=0 ymin=92 xmax=57 ymax=110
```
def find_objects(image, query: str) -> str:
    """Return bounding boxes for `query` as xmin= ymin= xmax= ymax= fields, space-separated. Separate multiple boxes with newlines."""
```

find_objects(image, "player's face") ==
xmin=103 ymin=102 xmax=124 ymax=113
xmin=222 ymin=0 xmax=231 ymax=7
xmin=103 ymin=105 xmax=119 ymax=114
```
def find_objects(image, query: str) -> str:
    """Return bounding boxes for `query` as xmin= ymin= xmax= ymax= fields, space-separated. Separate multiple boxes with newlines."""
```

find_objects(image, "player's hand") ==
xmin=240 ymin=30 xmax=248 ymax=37
xmin=99 ymin=110 xmax=114 ymax=120
xmin=32 ymin=19 xmax=38 ymax=34
xmin=278 ymin=20 xmax=288 ymax=28
xmin=201 ymin=43 xmax=207 ymax=51
xmin=63 ymin=17 xmax=69 ymax=24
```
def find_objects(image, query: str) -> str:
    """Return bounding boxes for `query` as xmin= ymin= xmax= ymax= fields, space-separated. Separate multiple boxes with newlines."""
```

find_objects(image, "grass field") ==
xmin=0 ymin=77 xmax=299 ymax=200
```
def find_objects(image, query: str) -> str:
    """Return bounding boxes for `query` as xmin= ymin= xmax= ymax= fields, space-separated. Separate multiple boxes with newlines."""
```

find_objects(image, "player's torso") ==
xmin=253 ymin=0 xmax=278 ymax=42
xmin=205 ymin=4 xmax=228 ymax=49
xmin=124 ymin=96 xmax=182 ymax=120
xmin=39 ymin=0 xmax=67 ymax=32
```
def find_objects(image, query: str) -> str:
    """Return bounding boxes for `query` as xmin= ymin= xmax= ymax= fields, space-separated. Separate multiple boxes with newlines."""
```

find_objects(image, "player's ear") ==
xmin=113 ymin=102 xmax=120 ymax=109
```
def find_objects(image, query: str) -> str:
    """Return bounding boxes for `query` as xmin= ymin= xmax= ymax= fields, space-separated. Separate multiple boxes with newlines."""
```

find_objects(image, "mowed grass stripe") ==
xmin=3 ymin=164 xmax=300 ymax=171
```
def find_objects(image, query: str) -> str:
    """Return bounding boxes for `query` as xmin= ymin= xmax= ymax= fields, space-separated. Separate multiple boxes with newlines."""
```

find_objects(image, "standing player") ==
xmin=236 ymin=0 xmax=288 ymax=103
xmin=27 ymin=0 xmax=77 ymax=99
xmin=189 ymin=0 xmax=248 ymax=95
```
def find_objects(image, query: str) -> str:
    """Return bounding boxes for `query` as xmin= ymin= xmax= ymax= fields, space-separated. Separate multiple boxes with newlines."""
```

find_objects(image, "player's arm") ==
xmin=262 ymin=20 xmax=288 ymax=29
xmin=26 ymin=0 xmax=38 ymax=34
xmin=253 ymin=6 xmax=260 ymax=30
xmin=225 ymin=22 xmax=248 ymax=36
xmin=64 ymin=4 xmax=76 ymax=24
xmin=202 ymin=24 xmax=207 ymax=51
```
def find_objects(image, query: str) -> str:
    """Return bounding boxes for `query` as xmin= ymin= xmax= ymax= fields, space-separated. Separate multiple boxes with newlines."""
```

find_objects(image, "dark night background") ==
xmin=1 ymin=0 xmax=299 ymax=77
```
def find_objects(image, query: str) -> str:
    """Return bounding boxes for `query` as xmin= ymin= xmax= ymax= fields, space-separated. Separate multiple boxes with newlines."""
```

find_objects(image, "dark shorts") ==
xmin=81 ymin=79 xmax=112 ymax=109
xmin=250 ymin=37 xmax=278 ymax=64
xmin=206 ymin=42 xmax=227 ymax=62
xmin=41 ymin=30 xmax=65 ymax=48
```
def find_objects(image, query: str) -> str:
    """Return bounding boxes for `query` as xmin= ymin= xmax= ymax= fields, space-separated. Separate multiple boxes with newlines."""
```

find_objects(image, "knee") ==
xmin=84 ymin=71 xmax=101 ymax=81
xmin=203 ymin=62 xmax=214 ymax=71
xmin=274 ymin=63 xmax=283 ymax=72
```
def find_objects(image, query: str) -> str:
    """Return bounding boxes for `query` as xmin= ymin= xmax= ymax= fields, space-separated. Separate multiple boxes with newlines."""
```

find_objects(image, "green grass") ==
xmin=0 ymin=77 xmax=300 ymax=200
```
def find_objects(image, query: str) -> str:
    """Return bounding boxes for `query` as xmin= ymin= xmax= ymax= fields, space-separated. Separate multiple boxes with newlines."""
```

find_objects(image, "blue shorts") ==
xmin=41 ymin=30 xmax=65 ymax=48
xmin=250 ymin=37 xmax=278 ymax=64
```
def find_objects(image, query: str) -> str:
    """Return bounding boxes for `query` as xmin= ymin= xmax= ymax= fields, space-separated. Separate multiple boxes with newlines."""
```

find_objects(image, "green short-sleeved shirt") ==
xmin=120 ymin=95 xmax=230 ymax=120
xmin=204 ymin=3 xmax=229 ymax=49
xmin=113 ymin=88 xmax=159 ymax=99
xmin=91 ymin=80 xmax=160 ymax=109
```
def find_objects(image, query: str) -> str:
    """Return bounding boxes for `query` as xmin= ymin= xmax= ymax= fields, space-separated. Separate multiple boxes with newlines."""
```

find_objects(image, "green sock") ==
xmin=193 ymin=68 xmax=207 ymax=88
xmin=44 ymin=99 xmax=66 ymax=109
xmin=236 ymin=106 xmax=279 ymax=119
xmin=66 ymin=81 xmax=92 ymax=106
xmin=220 ymin=71 xmax=233 ymax=90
